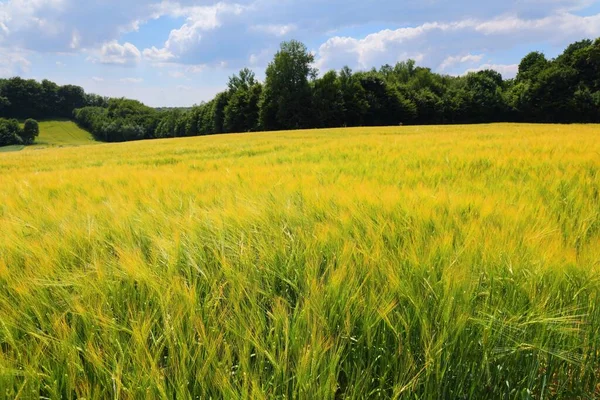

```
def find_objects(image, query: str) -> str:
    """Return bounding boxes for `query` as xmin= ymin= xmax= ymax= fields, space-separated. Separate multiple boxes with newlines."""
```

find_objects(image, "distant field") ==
xmin=0 ymin=124 xmax=599 ymax=399
xmin=33 ymin=120 xmax=96 ymax=148
xmin=6 ymin=119 xmax=95 ymax=150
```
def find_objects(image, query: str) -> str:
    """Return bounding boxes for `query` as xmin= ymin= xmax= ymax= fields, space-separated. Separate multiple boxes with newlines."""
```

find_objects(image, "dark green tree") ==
xmin=224 ymin=69 xmax=262 ymax=133
xmin=0 ymin=118 xmax=23 ymax=146
xmin=259 ymin=40 xmax=316 ymax=130
xmin=311 ymin=70 xmax=345 ymax=128
xmin=338 ymin=66 xmax=368 ymax=126
xmin=517 ymin=52 xmax=548 ymax=82
xmin=21 ymin=119 xmax=40 ymax=144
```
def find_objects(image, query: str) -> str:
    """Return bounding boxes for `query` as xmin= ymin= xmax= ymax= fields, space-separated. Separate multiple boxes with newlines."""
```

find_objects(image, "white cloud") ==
xmin=464 ymin=63 xmax=519 ymax=78
xmin=0 ymin=0 xmax=598 ymax=106
xmin=251 ymin=24 xmax=296 ymax=36
xmin=314 ymin=11 xmax=600 ymax=72
xmin=70 ymin=29 xmax=80 ymax=49
xmin=143 ymin=46 xmax=175 ymax=62
xmin=474 ymin=13 xmax=600 ymax=37
xmin=439 ymin=53 xmax=484 ymax=71
xmin=94 ymin=40 xmax=141 ymax=65
xmin=142 ymin=2 xmax=247 ymax=65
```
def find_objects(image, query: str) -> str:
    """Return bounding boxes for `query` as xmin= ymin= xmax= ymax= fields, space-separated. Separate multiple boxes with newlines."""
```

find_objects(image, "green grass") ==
xmin=0 ymin=119 xmax=96 ymax=151
xmin=0 ymin=145 xmax=25 ymax=153
xmin=31 ymin=120 xmax=96 ymax=148
xmin=0 ymin=124 xmax=599 ymax=399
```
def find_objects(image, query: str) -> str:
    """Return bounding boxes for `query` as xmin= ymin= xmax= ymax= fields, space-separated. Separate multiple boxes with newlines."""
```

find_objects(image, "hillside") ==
xmin=0 ymin=124 xmax=599 ymax=398
xmin=32 ymin=120 xmax=95 ymax=148
xmin=0 ymin=120 xmax=95 ymax=152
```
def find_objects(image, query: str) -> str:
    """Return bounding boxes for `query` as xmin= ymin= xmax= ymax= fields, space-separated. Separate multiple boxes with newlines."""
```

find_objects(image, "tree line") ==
xmin=1 ymin=38 xmax=599 ymax=145
xmin=0 ymin=77 xmax=105 ymax=146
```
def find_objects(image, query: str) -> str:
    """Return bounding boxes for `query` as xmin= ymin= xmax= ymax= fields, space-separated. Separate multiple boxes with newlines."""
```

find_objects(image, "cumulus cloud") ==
xmin=142 ymin=2 xmax=247 ymax=65
xmin=0 ymin=0 xmax=153 ymax=51
xmin=250 ymin=24 xmax=296 ymax=36
xmin=0 ymin=0 xmax=598 ymax=105
xmin=143 ymin=46 xmax=175 ymax=62
xmin=314 ymin=12 xmax=600 ymax=72
xmin=464 ymin=63 xmax=519 ymax=78
xmin=439 ymin=54 xmax=484 ymax=71
xmin=93 ymin=41 xmax=141 ymax=65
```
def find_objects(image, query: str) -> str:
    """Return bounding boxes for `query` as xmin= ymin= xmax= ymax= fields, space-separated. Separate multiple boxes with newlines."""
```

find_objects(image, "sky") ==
xmin=1 ymin=0 xmax=599 ymax=107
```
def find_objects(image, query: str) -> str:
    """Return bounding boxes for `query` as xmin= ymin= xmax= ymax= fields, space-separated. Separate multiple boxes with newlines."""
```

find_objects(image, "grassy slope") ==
xmin=0 ymin=124 xmax=599 ymax=398
xmin=31 ymin=120 xmax=96 ymax=148
xmin=0 ymin=120 xmax=95 ymax=152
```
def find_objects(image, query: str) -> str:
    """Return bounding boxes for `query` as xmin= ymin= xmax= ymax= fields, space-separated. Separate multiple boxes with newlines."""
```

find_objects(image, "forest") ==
xmin=0 ymin=38 xmax=599 ymax=144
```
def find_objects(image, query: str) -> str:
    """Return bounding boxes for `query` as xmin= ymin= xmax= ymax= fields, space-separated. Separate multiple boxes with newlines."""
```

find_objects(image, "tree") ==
xmin=58 ymin=85 xmax=86 ymax=118
xmin=412 ymin=89 xmax=443 ymax=124
xmin=0 ymin=118 xmax=23 ymax=146
xmin=211 ymin=92 xmax=230 ymax=134
xmin=358 ymin=72 xmax=416 ymax=126
xmin=259 ymin=40 xmax=316 ymax=130
xmin=227 ymin=68 xmax=256 ymax=92
xmin=567 ymin=38 xmax=600 ymax=92
xmin=463 ymin=70 xmax=507 ymax=122
xmin=41 ymin=80 xmax=60 ymax=117
xmin=21 ymin=119 xmax=40 ymax=144
xmin=224 ymin=69 xmax=262 ymax=133
xmin=528 ymin=64 xmax=578 ymax=122
xmin=311 ymin=70 xmax=345 ymax=128
xmin=338 ymin=66 xmax=368 ymax=126
xmin=0 ymin=77 xmax=43 ymax=119
xmin=517 ymin=52 xmax=548 ymax=82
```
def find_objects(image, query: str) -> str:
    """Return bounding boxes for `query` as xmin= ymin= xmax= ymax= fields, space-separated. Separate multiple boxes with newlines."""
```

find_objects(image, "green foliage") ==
xmin=21 ymin=118 xmax=39 ymax=144
xmin=260 ymin=40 xmax=316 ymax=130
xmin=517 ymin=52 xmax=549 ymax=82
xmin=0 ymin=77 xmax=93 ymax=119
xmin=338 ymin=66 xmax=369 ymax=126
xmin=0 ymin=118 xmax=22 ymax=146
xmin=311 ymin=70 xmax=345 ymax=128
xmin=9 ymin=37 xmax=600 ymax=145
xmin=224 ymin=69 xmax=262 ymax=133
xmin=463 ymin=70 xmax=507 ymax=122
xmin=74 ymin=99 xmax=161 ymax=142
xmin=357 ymin=72 xmax=417 ymax=125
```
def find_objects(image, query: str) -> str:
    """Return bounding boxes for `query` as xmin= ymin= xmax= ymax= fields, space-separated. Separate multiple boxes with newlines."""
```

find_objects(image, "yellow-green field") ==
xmin=32 ymin=120 xmax=96 ymax=148
xmin=0 ymin=124 xmax=599 ymax=398
xmin=0 ymin=120 xmax=95 ymax=152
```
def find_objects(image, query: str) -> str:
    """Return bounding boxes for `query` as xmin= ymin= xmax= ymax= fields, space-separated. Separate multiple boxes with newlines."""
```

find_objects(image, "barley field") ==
xmin=0 ymin=124 xmax=599 ymax=399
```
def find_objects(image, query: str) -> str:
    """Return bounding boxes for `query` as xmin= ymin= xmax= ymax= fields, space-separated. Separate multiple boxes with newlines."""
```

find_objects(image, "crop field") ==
xmin=0 ymin=123 xmax=599 ymax=398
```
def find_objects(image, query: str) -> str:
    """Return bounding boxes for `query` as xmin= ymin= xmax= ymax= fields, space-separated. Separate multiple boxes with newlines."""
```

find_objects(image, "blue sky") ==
xmin=1 ymin=0 xmax=599 ymax=107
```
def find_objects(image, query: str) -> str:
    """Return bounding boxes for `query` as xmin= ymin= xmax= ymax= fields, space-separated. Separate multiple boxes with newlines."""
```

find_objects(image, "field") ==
xmin=0 ymin=120 xmax=95 ymax=152
xmin=0 ymin=123 xmax=599 ymax=398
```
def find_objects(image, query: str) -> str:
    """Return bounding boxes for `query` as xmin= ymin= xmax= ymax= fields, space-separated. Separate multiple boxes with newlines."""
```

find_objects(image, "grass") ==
xmin=0 ymin=145 xmax=25 ymax=153
xmin=0 ymin=123 xmax=599 ymax=399
xmin=4 ymin=119 xmax=96 ymax=151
